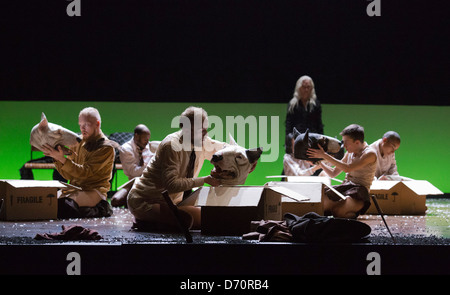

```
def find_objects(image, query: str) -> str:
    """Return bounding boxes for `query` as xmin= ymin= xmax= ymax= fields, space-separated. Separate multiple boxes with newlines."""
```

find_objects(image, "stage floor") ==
xmin=1 ymin=198 xmax=449 ymax=275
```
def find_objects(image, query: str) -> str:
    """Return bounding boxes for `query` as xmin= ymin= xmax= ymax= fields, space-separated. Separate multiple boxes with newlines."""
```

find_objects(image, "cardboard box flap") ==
xmin=266 ymin=186 xmax=309 ymax=202
xmin=194 ymin=186 xmax=265 ymax=207
xmin=370 ymin=180 xmax=443 ymax=196
xmin=1 ymin=179 xmax=67 ymax=189
xmin=370 ymin=180 xmax=398 ymax=191
xmin=286 ymin=176 xmax=331 ymax=186
xmin=402 ymin=180 xmax=443 ymax=195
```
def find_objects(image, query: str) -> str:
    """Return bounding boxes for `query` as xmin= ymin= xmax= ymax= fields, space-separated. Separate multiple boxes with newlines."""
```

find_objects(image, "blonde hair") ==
xmin=287 ymin=75 xmax=317 ymax=114
xmin=79 ymin=107 xmax=101 ymax=124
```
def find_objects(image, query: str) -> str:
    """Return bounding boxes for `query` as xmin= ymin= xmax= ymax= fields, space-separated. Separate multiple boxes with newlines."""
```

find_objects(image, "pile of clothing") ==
xmin=243 ymin=212 xmax=371 ymax=243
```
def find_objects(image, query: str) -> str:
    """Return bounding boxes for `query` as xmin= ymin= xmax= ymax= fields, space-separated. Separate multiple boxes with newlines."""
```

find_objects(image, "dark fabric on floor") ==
xmin=34 ymin=225 xmax=102 ymax=240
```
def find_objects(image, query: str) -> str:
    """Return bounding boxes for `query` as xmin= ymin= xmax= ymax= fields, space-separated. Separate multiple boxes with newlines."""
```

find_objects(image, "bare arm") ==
xmin=308 ymin=145 xmax=376 ymax=173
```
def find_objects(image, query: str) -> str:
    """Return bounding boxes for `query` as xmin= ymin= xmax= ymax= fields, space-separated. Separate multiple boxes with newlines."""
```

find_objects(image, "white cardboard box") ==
xmin=367 ymin=180 xmax=443 ymax=215
xmin=0 ymin=179 xmax=67 ymax=220
xmin=265 ymin=181 xmax=325 ymax=217
xmin=180 ymin=185 xmax=308 ymax=235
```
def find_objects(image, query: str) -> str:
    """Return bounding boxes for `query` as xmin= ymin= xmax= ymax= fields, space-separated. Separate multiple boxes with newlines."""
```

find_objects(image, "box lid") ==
xmin=0 ymin=179 xmax=67 ymax=189
xmin=370 ymin=180 xmax=443 ymax=195
xmin=286 ymin=176 xmax=331 ymax=186
xmin=194 ymin=186 xmax=265 ymax=207
xmin=402 ymin=180 xmax=443 ymax=195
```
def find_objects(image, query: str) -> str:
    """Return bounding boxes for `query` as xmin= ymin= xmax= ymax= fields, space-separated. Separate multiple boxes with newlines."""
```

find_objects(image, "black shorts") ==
xmin=324 ymin=182 xmax=371 ymax=216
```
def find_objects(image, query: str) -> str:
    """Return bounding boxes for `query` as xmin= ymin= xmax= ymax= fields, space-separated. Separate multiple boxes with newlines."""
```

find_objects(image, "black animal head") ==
xmin=292 ymin=128 xmax=344 ymax=163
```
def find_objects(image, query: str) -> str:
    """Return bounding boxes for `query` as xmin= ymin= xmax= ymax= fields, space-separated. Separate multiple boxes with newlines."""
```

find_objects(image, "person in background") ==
xmin=370 ymin=131 xmax=401 ymax=180
xmin=283 ymin=131 xmax=321 ymax=176
xmin=111 ymin=124 xmax=155 ymax=207
xmin=285 ymin=75 xmax=324 ymax=140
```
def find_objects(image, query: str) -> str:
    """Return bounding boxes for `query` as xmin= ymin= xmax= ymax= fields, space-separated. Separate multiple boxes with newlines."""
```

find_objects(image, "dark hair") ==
xmin=340 ymin=124 xmax=365 ymax=143
xmin=383 ymin=131 xmax=401 ymax=144
xmin=285 ymin=132 xmax=294 ymax=154
xmin=134 ymin=124 xmax=150 ymax=136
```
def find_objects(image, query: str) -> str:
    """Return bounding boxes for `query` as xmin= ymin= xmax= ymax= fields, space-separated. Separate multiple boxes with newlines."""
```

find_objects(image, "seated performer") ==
xmin=283 ymin=131 xmax=321 ymax=176
xmin=369 ymin=131 xmax=401 ymax=180
xmin=307 ymin=124 xmax=377 ymax=219
xmin=111 ymin=124 xmax=155 ymax=207
xmin=42 ymin=107 xmax=115 ymax=218
xmin=127 ymin=106 xmax=226 ymax=231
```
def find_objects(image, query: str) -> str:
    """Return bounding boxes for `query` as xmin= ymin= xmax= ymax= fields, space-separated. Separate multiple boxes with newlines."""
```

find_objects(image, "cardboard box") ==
xmin=285 ymin=176 xmax=331 ymax=186
xmin=367 ymin=180 xmax=443 ymax=215
xmin=180 ymin=185 xmax=308 ymax=235
xmin=0 ymin=180 xmax=67 ymax=221
xmin=266 ymin=181 xmax=325 ymax=217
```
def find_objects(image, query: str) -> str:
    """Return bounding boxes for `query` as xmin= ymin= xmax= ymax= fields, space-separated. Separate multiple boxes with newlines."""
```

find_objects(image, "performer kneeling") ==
xmin=42 ymin=107 xmax=115 ymax=219
xmin=127 ymin=106 xmax=225 ymax=231
xmin=307 ymin=124 xmax=377 ymax=219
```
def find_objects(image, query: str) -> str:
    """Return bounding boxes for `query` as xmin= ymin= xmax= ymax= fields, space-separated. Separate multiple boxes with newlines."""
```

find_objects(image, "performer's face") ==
xmin=382 ymin=138 xmax=399 ymax=156
xmin=78 ymin=115 xmax=99 ymax=140
xmin=299 ymin=80 xmax=313 ymax=99
xmin=341 ymin=135 xmax=360 ymax=153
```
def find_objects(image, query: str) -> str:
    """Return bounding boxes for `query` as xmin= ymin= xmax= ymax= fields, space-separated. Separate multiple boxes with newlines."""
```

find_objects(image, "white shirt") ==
xmin=120 ymin=139 xmax=154 ymax=180
xmin=369 ymin=139 xmax=399 ymax=179
xmin=283 ymin=153 xmax=317 ymax=176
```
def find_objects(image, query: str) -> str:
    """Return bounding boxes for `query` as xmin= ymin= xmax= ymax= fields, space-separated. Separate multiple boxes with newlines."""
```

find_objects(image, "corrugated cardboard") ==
xmin=265 ymin=181 xmax=325 ymax=217
xmin=179 ymin=185 xmax=307 ymax=235
xmin=367 ymin=180 xmax=443 ymax=215
xmin=0 ymin=180 xmax=67 ymax=221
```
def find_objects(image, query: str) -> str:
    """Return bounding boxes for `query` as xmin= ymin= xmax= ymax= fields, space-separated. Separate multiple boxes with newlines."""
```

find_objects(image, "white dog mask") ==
xmin=210 ymin=135 xmax=263 ymax=185
xmin=30 ymin=113 xmax=81 ymax=155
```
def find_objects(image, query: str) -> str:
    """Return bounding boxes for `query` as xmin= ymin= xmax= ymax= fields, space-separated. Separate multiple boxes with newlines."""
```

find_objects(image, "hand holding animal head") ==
xmin=30 ymin=113 xmax=81 ymax=155
xmin=292 ymin=128 xmax=344 ymax=163
xmin=210 ymin=135 xmax=263 ymax=185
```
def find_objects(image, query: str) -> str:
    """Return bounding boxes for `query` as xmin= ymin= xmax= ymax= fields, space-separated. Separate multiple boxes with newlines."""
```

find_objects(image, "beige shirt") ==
xmin=130 ymin=130 xmax=226 ymax=205
xmin=54 ymin=133 xmax=115 ymax=197
xmin=370 ymin=139 xmax=399 ymax=178
xmin=344 ymin=143 xmax=377 ymax=190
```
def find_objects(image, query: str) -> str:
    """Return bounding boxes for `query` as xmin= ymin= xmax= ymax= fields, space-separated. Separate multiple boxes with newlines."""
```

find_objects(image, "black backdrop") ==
xmin=1 ymin=0 xmax=448 ymax=105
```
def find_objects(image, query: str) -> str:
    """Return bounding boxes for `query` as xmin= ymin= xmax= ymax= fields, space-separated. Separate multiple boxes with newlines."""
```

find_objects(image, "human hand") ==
xmin=204 ymin=175 xmax=222 ymax=187
xmin=42 ymin=144 xmax=67 ymax=164
xmin=306 ymin=144 xmax=326 ymax=159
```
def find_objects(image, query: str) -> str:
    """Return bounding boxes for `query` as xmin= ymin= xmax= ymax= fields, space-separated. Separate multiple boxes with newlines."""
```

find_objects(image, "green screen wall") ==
xmin=1 ymin=101 xmax=448 ymax=193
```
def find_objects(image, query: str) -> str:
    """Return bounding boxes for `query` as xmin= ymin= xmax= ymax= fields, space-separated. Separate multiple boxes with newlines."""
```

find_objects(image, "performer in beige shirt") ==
xmin=128 ymin=106 xmax=226 ymax=230
xmin=42 ymin=107 xmax=115 ymax=218
xmin=369 ymin=131 xmax=401 ymax=180
xmin=307 ymin=124 xmax=377 ymax=219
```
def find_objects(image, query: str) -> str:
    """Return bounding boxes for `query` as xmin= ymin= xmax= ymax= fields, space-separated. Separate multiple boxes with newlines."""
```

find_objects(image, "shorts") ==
xmin=324 ymin=182 xmax=371 ymax=216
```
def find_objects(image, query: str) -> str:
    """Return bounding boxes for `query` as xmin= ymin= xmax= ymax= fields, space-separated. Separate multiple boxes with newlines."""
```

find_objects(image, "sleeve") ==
xmin=386 ymin=155 xmax=399 ymax=176
xmin=120 ymin=146 xmax=145 ymax=179
xmin=285 ymin=104 xmax=295 ymax=137
xmin=58 ymin=146 xmax=115 ymax=180
xmin=313 ymin=101 xmax=324 ymax=134
xmin=160 ymin=143 xmax=205 ymax=194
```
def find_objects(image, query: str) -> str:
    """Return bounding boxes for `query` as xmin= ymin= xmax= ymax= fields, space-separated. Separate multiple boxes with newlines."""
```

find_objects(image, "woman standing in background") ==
xmin=285 ymin=75 xmax=324 ymax=137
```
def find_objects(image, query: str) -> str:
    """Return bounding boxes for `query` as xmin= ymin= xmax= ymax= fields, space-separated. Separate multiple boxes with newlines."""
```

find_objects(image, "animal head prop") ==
xmin=30 ymin=113 xmax=81 ymax=155
xmin=210 ymin=135 xmax=263 ymax=185
xmin=293 ymin=128 xmax=344 ymax=163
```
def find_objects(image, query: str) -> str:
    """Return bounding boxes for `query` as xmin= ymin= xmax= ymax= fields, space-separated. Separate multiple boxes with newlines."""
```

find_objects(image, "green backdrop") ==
xmin=1 ymin=101 xmax=448 ymax=193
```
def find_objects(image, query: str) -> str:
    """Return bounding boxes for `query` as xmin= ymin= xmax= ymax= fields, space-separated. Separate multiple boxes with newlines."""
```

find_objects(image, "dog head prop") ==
xmin=293 ymin=128 xmax=344 ymax=163
xmin=210 ymin=135 xmax=263 ymax=185
xmin=30 ymin=113 xmax=81 ymax=155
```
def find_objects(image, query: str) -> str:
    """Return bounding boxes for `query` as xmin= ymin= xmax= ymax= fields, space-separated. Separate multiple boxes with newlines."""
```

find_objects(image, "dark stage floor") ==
xmin=1 ymin=198 xmax=449 ymax=275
